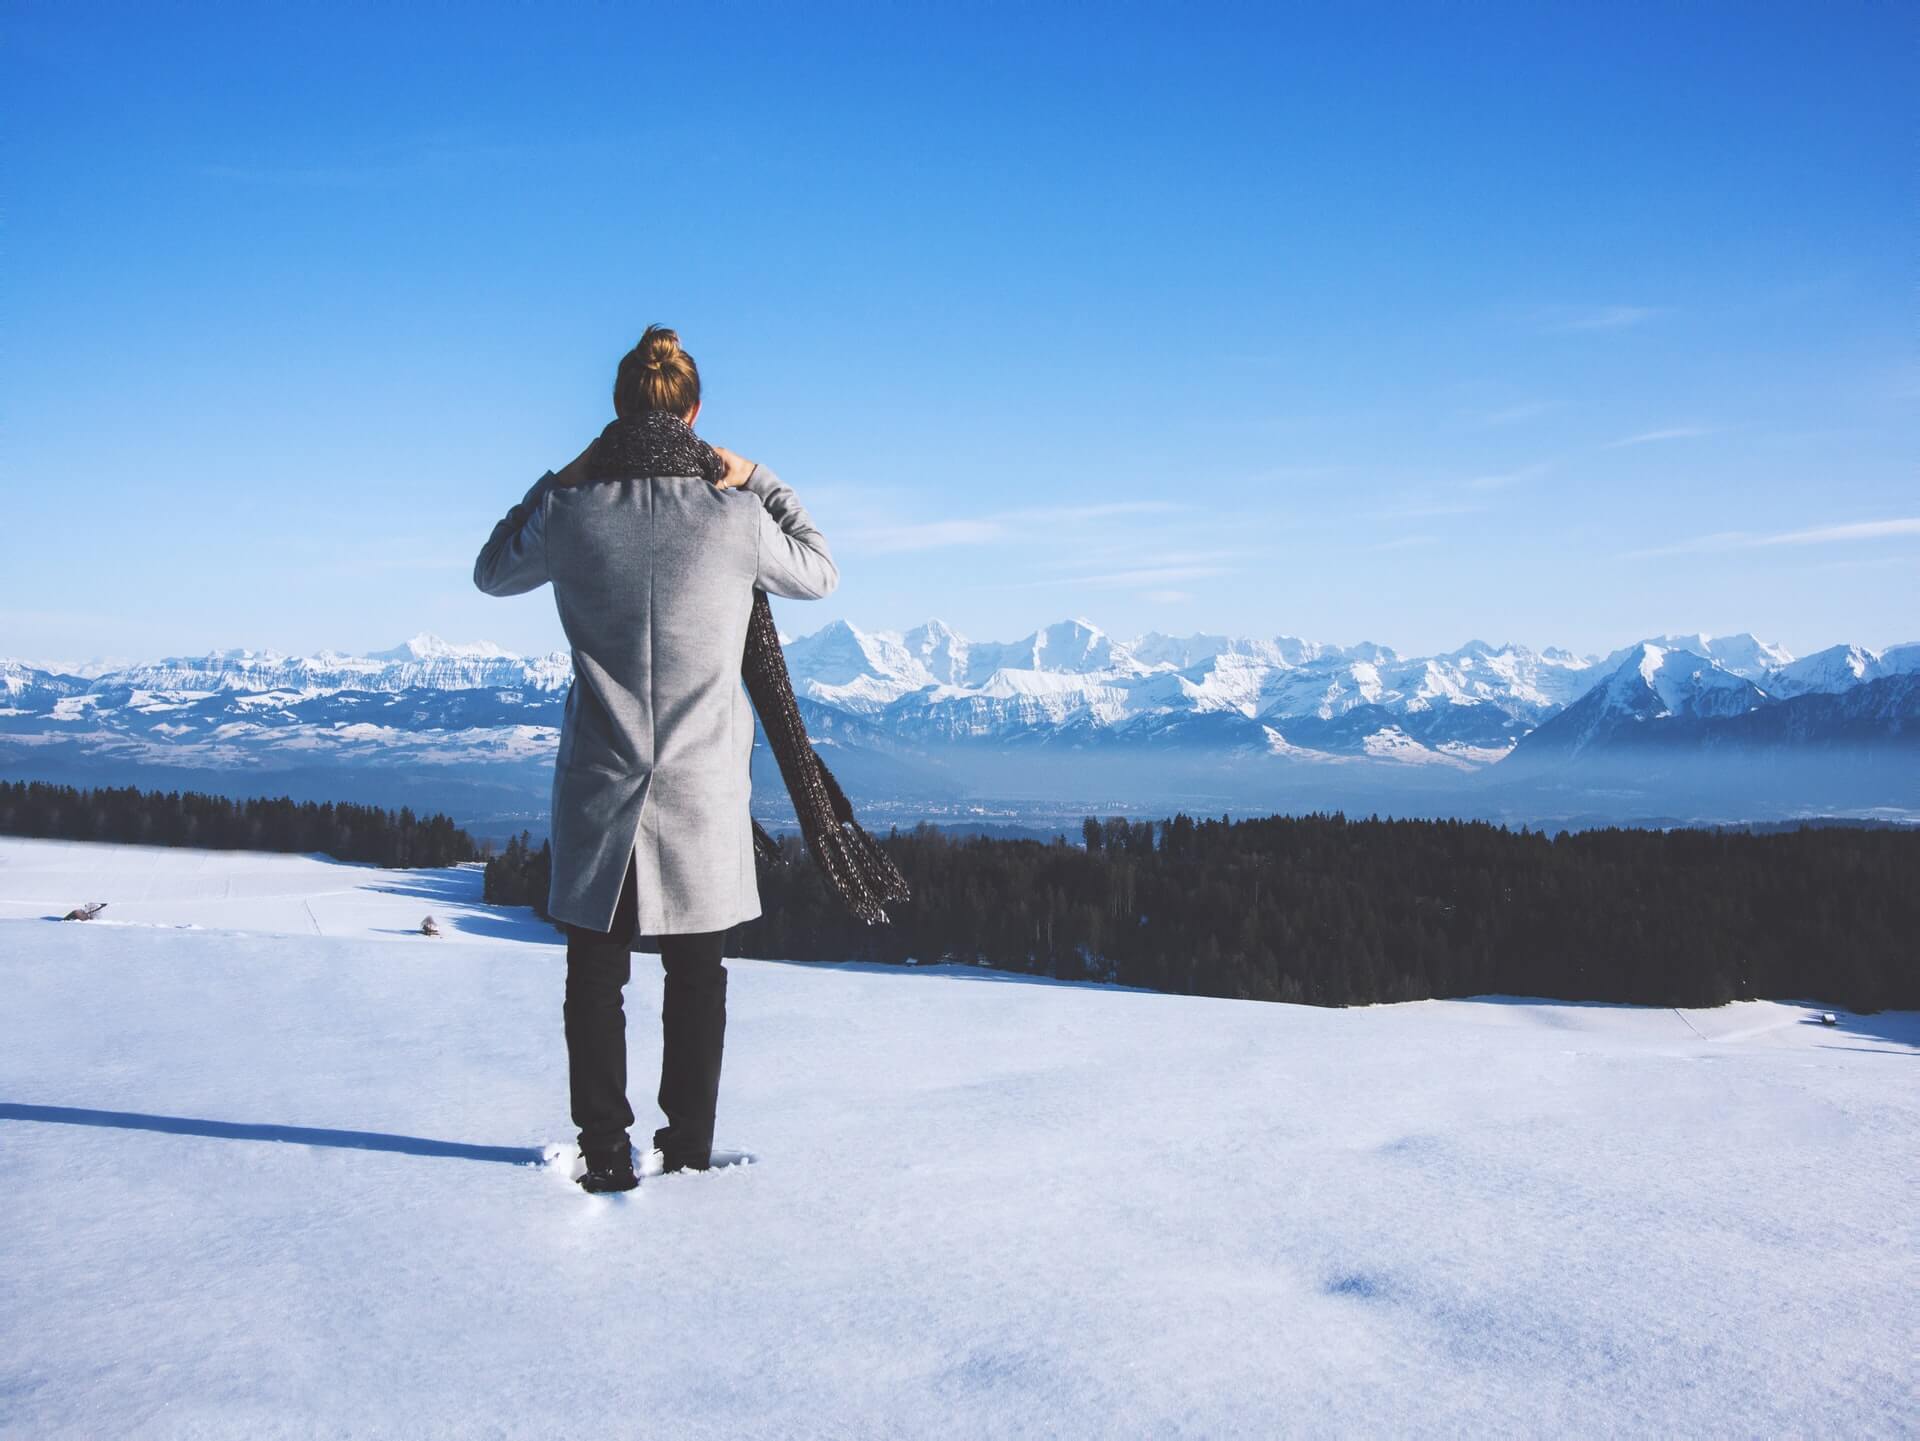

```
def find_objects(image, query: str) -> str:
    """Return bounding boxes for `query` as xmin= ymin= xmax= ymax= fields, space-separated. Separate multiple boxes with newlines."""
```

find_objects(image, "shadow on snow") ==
xmin=0 ymin=1103 xmax=544 ymax=1166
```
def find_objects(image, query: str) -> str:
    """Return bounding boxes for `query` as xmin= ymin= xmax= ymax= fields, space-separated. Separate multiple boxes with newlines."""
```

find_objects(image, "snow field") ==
xmin=0 ymin=837 xmax=1914 ymax=1437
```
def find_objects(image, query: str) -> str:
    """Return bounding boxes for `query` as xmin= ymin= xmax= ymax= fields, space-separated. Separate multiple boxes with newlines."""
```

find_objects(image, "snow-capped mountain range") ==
xmin=18 ymin=633 xmax=577 ymax=698
xmin=3 ymin=620 xmax=1916 ymax=827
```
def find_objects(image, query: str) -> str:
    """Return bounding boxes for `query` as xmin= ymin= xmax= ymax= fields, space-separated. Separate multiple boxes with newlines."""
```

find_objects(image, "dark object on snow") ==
xmin=740 ymin=587 xmax=912 ymax=926
xmin=420 ymin=916 xmax=441 ymax=937
xmin=62 ymin=902 xmax=107 ymax=921
xmin=577 ymin=1142 xmax=638 ymax=1193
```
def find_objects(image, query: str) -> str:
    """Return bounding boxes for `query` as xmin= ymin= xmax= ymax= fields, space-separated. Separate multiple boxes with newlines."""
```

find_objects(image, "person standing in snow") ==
xmin=473 ymin=325 xmax=839 ymax=1192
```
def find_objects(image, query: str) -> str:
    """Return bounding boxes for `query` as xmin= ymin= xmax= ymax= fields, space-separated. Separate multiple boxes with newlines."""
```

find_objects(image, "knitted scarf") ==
xmin=579 ymin=410 xmax=911 ymax=926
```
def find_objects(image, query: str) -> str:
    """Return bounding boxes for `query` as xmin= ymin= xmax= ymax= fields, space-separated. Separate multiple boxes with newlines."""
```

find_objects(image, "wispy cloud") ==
xmin=999 ymin=501 xmax=1182 ymax=524
xmin=1467 ymin=461 xmax=1554 ymax=491
xmin=1140 ymin=589 xmax=1194 ymax=603
xmin=1038 ymin=546 xmax=1248 ymax=573
xmin=1598 ymin=425 xmax=1716 ymax=450
xmin=1008 ymin=564 xmax=1233 ymax=589
xmin=1622 ymin=517 xmax=1920 ymax=559
xmin=842 ymin=500 xmax=1183 ymax=554
xmin=1436 ymin=419 xmax=1711 ymax=511
xmin=1533 ymin=303 xmax=1665 ymax=333
xmin=843 ymin=519 xmax=1008 ymax=552
xmin=1362 ymin=536 xmax=1439 ymax=553
xmin=1755 ymin=519 xmax=1920 ymax=547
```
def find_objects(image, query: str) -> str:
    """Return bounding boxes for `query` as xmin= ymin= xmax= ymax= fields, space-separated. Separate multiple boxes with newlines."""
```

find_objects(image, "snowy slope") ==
xmin=1 ymin=836 xmax=1914 ymax=1437
xmin=1510 ymin=643 xmax=1772 ymax=761
xmin=1771 ymin=643 xmax=1886 ymax=697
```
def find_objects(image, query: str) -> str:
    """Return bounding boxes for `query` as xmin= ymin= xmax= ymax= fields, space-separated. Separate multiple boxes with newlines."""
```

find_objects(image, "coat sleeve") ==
xmin=473 ymin=472 xmax=555 ymax=596
xmin=744 ymin=463 xmax=839 ymax=600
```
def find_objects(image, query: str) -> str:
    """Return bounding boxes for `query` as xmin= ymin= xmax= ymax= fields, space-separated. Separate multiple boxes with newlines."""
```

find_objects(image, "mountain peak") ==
xmin=1028 ymin=618 xmax=1117 ymax=672
xmin=1606 ymin=641 xmax=1765 ymax=719
xmin=1646 ymin=632 xmax=1793 ymax=679
xmin=1030 ymin=616 xmax=1107 ymax=644
xmin=1344 ymin=641 xmax=1400 ymax=664
xmin=366 ymin=633 xmax=513 ymax=662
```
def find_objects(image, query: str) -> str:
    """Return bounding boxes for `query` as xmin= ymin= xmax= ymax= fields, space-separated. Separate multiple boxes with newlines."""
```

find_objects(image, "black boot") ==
xmin=647 ymin=1141 xmax=711 ymax=1174
xmin=578 ymin=1141 xmax=638 ymax=1193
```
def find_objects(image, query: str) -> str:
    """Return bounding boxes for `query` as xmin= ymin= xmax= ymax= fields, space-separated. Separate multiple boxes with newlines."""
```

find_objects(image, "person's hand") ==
xmin=710 ymin=444 xmax=755 ymax=490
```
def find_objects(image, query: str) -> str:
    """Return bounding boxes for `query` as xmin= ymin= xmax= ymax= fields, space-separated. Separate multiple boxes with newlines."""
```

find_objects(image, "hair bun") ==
xmin=614 ymin=323 xmax=701 ymax=418
xmin=642 ymin=327 xmax=682 ymax=370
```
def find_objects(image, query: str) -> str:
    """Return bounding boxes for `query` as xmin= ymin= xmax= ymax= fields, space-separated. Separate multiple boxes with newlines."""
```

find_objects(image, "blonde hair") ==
xmin=613 ymin=324 xmax=701 ymax=419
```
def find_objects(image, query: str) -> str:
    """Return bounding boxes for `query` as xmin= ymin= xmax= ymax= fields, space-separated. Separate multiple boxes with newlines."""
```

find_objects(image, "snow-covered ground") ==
xmin=1 ymin=836 xmax=1914 ymax=1438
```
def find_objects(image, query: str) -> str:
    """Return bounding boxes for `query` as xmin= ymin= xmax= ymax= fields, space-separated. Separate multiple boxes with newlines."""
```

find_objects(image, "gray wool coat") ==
xmin=472 ymin=455 xmax=839 ymax=936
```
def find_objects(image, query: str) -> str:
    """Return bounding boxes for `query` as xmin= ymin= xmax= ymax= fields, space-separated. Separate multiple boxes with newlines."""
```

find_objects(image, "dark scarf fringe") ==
xmin=751 ymin=817 xmax=782 ymax=867
xmin=741 ymin=588 xmax=912 ymax=926
xmin=582 ymin=409 xmax=911 ymax=925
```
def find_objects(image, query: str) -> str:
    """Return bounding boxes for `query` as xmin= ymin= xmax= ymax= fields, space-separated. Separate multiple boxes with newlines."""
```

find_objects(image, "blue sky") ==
xmin=5 ymin=2 xmax=1914 ymax=667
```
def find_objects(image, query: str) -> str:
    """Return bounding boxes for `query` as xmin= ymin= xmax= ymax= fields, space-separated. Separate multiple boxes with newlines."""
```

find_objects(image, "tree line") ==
xmin=35 ymin=778 xmax=1903 ymax=1013
xmin=0 ymin=779 xmax=479 ymax=868
xmin=483 ymin=830 xmax=552 ymax=911
xmin=730 ymin=813 xmax=1913 ymax=1013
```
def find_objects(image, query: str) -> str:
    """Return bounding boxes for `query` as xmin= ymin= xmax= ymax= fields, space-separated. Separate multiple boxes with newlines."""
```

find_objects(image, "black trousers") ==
xmin=562 ymin=849 xmax=728 ymax=1165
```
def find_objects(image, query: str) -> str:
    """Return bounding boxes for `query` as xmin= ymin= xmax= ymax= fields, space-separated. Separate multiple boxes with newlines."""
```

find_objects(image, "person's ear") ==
xmin=685 ymin=399 xmax=702 ymax=428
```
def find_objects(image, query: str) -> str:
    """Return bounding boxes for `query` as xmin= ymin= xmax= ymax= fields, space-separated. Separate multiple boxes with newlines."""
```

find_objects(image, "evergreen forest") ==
xmin=0 ymin=779 xmax=479 ymax=869
xmin=485 ymin=811 xmax=1918 ymax=1013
